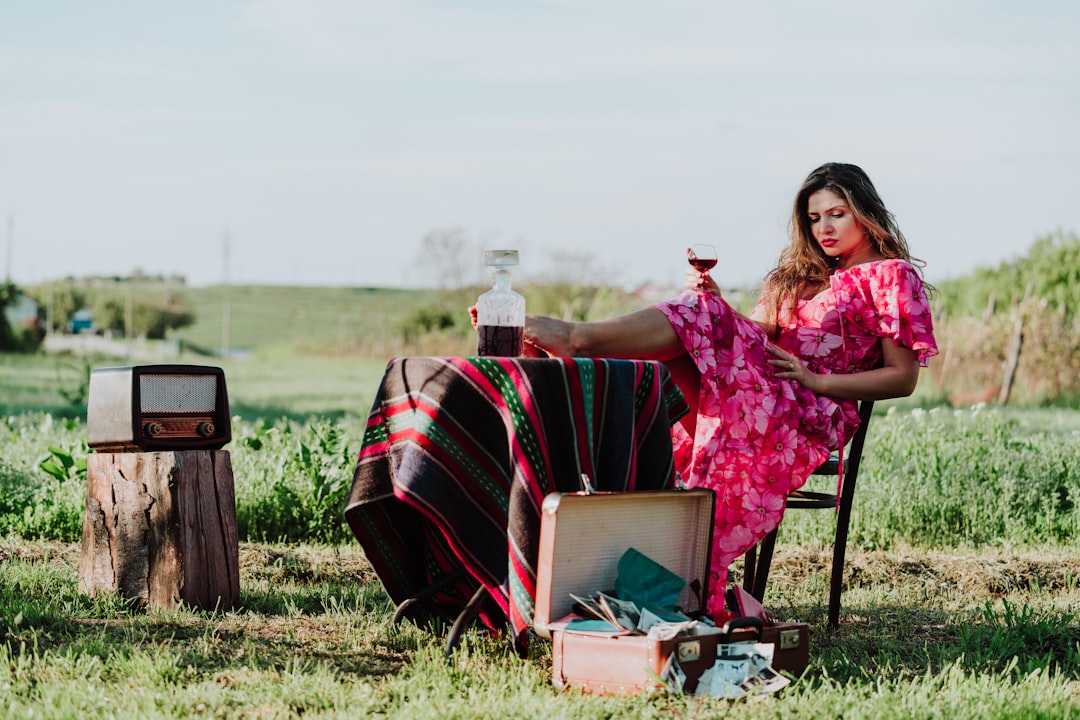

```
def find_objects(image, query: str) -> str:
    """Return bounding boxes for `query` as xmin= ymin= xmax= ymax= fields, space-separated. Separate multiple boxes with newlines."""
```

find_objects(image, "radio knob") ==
xmin=197 ymin=422 xmax=216 ymax=437
xmin=144 ymin=421 xmax=164 ymax=437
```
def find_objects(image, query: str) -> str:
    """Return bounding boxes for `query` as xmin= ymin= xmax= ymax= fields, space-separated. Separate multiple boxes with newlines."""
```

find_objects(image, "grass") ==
xmin=0 ymin=353 xmax=92 ymax=418
xmin=776 ymin=405 xmax=1080 ymax=552
xmin=6 ymin=283 xmax=481 ymax=422
xmin=0 ymin=541 xmax=1077 ymax=718
xmin=213 ymin=349 xmax=391 ymax=421
xmin=2 ymin=405 xmax=1079 ymax=718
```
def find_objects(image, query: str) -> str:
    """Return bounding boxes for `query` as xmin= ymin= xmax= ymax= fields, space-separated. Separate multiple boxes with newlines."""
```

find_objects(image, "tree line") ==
xmin=0 ymin=278 xmax=195 ymax=352
xmin=3 ymin=230 xmax=1080 ymax=406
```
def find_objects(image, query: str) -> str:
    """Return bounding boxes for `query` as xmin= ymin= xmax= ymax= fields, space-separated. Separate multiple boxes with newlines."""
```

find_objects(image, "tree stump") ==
xmin=78 ymin=450 xmax=240 ymax=611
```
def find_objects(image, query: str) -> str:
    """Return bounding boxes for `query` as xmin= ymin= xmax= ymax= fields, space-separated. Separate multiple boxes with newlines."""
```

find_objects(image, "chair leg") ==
xmin=750 ymin=529 xmax=778 ymax=602
xmin=444 ymin=584 xmax=489 ymax=657
xmin=391 ymin=567 xmax=469 ymax=624
xmin=826 ymin=398 xmax=873 ymax=627
xmin=742 ymin=544 xmax=757 ymax=595
xmin=828 ymin=498 xmax=855 ymax=627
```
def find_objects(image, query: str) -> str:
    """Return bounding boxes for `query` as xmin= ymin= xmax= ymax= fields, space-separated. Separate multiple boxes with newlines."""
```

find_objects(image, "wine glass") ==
xmin=687 ymin=244 xmax=718 ymax=274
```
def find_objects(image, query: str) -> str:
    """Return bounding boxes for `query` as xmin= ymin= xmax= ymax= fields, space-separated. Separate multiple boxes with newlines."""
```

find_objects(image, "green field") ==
xmin=0 ymin=345 xmax=394 ymax=422
xmin=6 ymin=284 xmax=484 ymax=420
xmin=10 ymin=282 xmax=660 ymax=420
xmin=171 ymin=284 xmax=452 ymax=356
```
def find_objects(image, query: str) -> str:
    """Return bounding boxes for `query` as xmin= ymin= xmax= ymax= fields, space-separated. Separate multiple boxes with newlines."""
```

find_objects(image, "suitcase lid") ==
xmin=533 ymin=489 xmax=715 ymax=639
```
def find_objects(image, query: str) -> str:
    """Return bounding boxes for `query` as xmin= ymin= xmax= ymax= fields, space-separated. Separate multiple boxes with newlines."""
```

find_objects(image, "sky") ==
xmin=2 ymin=0 xmax=1078 ymax=293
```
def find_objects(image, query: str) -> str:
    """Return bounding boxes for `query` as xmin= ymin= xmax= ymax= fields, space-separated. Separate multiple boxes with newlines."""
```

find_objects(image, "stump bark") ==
xmin=78 ymin=450 xmax=240 ymax=611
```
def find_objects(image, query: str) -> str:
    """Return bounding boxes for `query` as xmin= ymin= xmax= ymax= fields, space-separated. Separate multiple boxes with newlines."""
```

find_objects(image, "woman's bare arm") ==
xmin=768 ymin=338 xmax=920 ymax=401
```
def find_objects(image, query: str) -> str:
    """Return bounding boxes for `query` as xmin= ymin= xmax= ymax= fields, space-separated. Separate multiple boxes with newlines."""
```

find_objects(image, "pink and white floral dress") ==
xmin=655 ymin=259 xmax=938 ymax=612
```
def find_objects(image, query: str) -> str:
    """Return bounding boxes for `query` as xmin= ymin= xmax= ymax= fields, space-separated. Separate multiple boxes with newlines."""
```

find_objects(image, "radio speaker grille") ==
xmin=140 ymin=374 xmax=218 ymax=413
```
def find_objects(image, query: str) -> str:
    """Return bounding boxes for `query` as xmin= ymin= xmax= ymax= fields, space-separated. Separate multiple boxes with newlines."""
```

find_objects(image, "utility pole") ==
xmin=221 ymin=229 xmax=231 ymax=358
xmin=125 ymin=280 xmax=134 ymax=358
xmin=5 ymin=215 xmax=12 ymax=283
xmin=46 ymin=282 xmax=54 ymax=337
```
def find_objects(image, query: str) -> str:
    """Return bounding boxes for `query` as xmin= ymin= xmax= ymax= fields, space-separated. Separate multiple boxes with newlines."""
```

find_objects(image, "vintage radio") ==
xmin=86 ymin=364 xmax=231 ymax=452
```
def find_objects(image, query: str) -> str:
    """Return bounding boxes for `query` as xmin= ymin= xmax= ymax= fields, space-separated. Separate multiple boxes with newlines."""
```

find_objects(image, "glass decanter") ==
xmin=475 ymin=249 xmax=525 ymax=357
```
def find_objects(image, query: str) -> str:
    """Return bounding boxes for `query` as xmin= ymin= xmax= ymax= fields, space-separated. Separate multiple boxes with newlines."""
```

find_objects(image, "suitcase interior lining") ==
xmin=541 ymin=491 xmax=713 ymax=622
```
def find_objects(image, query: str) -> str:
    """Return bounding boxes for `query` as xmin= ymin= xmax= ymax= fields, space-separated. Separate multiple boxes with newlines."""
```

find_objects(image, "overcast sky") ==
xmin=2 ymin=1 xmax=1078 ymax=292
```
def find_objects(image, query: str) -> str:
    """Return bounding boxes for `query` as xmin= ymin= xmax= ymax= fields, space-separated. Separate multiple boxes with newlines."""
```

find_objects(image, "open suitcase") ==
xmin=533 ymin=489 xmax=809 ymax=695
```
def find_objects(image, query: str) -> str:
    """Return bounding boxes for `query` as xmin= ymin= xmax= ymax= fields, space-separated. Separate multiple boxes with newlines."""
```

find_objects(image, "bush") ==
xmin=4 ymin=408 xmax=1080 ymax=551
xmin=783 ymin=406 xmax=1080 ymax=549
xmin=931 ymin=230 xmax=1080 ymax=405
xmin=0 ymin=433 xmax=86 ymax=542
xmin=1 ymin=413 xmax=364 ymax=546
xmin=231 ymin=417 xmax=359 ymax=544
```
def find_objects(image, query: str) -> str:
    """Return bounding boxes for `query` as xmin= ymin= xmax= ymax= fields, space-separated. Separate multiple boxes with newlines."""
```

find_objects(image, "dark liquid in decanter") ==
xmin=477 ymin=325 xmax=524 ymax=357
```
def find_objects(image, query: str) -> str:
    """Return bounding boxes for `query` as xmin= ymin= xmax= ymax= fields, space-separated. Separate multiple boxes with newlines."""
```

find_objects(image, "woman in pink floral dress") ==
xmin=524 ymin=163 xmax=939 ymax=614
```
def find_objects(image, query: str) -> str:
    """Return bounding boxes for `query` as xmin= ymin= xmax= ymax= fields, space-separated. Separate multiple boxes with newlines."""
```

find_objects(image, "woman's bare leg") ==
xmin=526 ymin=308 xmax=699 ymax=434
xmin=662 ymin=354 xmax=700 ymax=436
xmin=525 ymin=308 xmax=685 ymax=361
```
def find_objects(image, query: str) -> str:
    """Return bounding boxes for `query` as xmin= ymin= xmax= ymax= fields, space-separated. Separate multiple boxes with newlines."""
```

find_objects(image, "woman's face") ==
xmin=806 ymin=188 xmax=873 ymax=267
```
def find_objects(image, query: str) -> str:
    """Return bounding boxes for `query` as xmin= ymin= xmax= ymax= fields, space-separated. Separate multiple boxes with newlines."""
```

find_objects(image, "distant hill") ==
xmin=25 ymin=281 xmax=464 ymax=357
xmin=172 ymin=284 xmax=454 ymax=355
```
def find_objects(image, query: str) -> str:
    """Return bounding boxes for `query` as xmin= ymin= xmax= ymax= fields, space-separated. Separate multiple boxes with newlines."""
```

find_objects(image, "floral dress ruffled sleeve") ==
xmin=831 ymin=258 xmax=939 ymax=370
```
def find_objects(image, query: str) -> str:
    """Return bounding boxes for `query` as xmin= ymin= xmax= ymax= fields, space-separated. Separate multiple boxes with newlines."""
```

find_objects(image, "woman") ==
xmin=524 ymin=162 xmax=938 ymax=614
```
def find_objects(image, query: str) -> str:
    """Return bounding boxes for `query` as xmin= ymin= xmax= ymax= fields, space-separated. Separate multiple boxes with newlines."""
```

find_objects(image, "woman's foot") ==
xmin=524 ymin=315 xmax=575 ymax=357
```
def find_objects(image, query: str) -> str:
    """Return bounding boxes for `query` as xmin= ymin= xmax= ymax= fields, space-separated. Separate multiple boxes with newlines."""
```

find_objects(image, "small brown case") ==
xmin=533 ymin=490 xmax=808 ymax=694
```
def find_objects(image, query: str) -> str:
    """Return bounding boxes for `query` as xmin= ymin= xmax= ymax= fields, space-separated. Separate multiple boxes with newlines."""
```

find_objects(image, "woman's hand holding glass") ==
xmin=686 ymin=244 xmax=721 ymax=294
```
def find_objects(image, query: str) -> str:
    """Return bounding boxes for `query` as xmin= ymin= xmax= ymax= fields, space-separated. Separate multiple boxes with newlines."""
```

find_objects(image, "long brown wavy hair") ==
xmin=759 ymin=162 xmax=925 ymax=337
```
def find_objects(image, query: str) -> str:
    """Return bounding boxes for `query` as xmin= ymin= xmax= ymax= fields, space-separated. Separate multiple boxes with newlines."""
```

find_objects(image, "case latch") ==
xmin=779 ymin=628 xmax=802 ymax=650
xmin=676 ymin=640 xmax=701 ymax=662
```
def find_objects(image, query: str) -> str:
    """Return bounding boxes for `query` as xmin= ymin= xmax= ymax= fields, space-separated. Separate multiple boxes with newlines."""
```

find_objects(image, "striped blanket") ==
xmin=344 ymin=356 xmax=688 ymax=648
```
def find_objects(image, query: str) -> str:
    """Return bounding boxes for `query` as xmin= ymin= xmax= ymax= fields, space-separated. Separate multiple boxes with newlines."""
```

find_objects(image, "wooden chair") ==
xmin=741 ymin=399 xmax=875 ymax=627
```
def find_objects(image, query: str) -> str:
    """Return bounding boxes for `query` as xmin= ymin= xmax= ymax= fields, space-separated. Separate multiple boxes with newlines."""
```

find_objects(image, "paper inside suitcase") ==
xmin=533 ymin=489 xmax=807 ymax=695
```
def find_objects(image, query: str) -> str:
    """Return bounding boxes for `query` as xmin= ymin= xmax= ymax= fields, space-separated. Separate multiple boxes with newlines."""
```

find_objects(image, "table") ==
xmin=344 ymin=356 xmax=688 ymax=650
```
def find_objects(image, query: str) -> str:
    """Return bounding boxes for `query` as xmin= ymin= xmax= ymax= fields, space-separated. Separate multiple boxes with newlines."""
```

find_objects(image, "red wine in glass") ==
xmin=688 ymin=244 xmax=718 ymax=272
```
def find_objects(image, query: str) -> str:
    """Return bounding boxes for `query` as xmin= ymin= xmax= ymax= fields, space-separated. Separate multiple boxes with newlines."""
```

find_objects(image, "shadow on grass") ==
xmin=801 ymin=598 xmax=1080 ymax=682
xmin=0 ymin=558 xmax=413 ymax=679
xmin=6 ymin=541 xmax=1078 ymax=689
